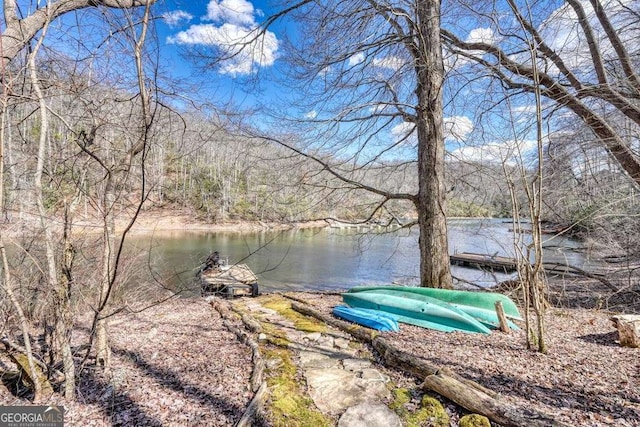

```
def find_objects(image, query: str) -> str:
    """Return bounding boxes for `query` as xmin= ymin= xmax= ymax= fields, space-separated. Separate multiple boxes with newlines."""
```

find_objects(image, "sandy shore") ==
xmin=107 ymin=210 xmax=328 ymax=236
xmin=1 ymin=207 xmax=329 ymax=238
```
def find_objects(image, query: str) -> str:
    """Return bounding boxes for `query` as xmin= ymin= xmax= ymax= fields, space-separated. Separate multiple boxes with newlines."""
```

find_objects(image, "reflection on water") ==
xmin=129 ymin=219 xmax=588 ymax=294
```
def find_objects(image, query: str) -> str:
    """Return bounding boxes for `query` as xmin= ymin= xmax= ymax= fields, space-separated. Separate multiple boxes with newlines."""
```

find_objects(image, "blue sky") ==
xmin=3 ymin=0 xmax=632 ymax=164
xmin=161 ymin=0 xmax=277 ymax=74
xmin=154 ymin=0 xmax=479 ymax=156
xmin=153 ymin=0 xmax=546 ymax=162
xmin=131 ymin=0 xmax=638 ymax=164
xmin=155 ymin=0 xmax=281 ymax=102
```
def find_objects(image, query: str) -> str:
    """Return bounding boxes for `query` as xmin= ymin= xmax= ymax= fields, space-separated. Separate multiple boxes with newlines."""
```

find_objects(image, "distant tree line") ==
xmin=7 ymin=60 xmax=633 ymax=228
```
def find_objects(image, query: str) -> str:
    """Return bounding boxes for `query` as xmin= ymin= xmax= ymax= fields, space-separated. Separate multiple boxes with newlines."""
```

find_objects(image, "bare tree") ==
xmin=0 ymin=0 xmax=158 ymax=399
xmin=442 ymin=0 xmax=640 ymax=187
xmin=1 ymin=0 xmax=157 ymax=67
xmin=0 ymin=101 xmax=44 ymax=401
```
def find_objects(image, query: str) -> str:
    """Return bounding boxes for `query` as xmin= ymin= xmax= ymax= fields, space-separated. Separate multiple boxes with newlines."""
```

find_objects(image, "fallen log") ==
xmin=7 ymin=353 xmax=54 ymax=398
xmin=291 ymin=301 xmax=495 ymax=396
xmin=291 ymin=301 xmax=570 ymax=427
xmin=424 ymin=369 xmax=567 ymax=427
xmin=211 ymin=298 xmax=265 ymax=392
xmin=236 ymin=381 xmax=267 ymax=427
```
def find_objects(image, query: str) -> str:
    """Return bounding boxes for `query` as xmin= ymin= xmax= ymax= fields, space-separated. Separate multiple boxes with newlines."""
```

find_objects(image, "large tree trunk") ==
xmin=415 ymin=0 xmax=453 ymax=289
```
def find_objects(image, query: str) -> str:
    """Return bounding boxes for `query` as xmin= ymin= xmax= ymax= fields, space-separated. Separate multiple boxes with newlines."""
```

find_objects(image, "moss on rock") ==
xmin=390 ymin=387 xmax=412 ymax=410
xmin=262 ymin=348 xmax=331 ymax=426
xmin=260 ymin=295 xmax=327 ymax=333
xmin=459 ymin=413 xmax=491 ymax=427
xmin=389 ymin=389 xmax=450 ymax=427
xmin=415 ymin=395 xmax=450 ymax=427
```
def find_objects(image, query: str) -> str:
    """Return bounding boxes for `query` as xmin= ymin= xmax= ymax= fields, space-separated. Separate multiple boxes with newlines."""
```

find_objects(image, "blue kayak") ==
xmin=332 ymin=305 xmax=400 ymax=332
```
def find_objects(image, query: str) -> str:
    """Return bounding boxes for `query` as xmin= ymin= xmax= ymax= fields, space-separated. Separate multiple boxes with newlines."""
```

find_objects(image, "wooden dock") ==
xmin=199 ymin=264 xmax=259 ymax=297
xmin=450 ymin=252 xmax=519 ymax=273
xmin=450 ymin=252 xmax=611 ymax=284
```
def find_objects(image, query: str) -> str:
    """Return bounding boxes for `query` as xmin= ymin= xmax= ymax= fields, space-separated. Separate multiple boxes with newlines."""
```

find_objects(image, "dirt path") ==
xmin=239 ymin=296 xmax=403 ymax=425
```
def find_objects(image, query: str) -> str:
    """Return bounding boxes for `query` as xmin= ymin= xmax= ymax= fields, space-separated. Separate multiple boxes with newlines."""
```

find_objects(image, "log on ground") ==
xmin=290 ymin=300 xmax=571 ymax=427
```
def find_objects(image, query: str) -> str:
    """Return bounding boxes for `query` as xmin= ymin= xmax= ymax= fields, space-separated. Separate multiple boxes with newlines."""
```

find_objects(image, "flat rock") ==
xmin=334 ymin=337 xmax=352 ymax=349
xmin=316 ymin=335 xmax=336 ymax=349
xmin=298 ymin=351 xmax=341 ymax=370
xmin=338 ymin=401 xmax=402 ymax=427
xmin=342 ymin=358 xmax=372 ymax=371
xmin=304 ymin=332 xmax=323 ymax=342
xmin=305 ymin=368 xmax=391 ymax=414
xmin=285 ymin=329 xmax=308 ymax=343
xmin=360 ymin=368 xmax=390 ymax=383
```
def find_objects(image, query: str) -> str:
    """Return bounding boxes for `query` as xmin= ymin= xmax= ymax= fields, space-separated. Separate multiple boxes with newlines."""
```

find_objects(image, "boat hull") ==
xmin=347 ymin=288 xmax=519 ymax=330
xmin=347 ymin=286 xmax=523 ymax=321
xmin=332 ymin=305 xmax=400 ymax=332
xmin=342 ymin=292 xmax=491 ymax=334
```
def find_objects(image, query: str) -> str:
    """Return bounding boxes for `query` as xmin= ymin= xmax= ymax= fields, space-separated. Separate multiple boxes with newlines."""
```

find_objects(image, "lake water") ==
xmin=128 ymin=219 xmax=589 ymax=295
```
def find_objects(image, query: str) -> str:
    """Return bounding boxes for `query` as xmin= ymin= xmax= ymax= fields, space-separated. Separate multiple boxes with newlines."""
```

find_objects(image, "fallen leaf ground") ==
xmin=1 ymin=289 xmax=639 ymax=426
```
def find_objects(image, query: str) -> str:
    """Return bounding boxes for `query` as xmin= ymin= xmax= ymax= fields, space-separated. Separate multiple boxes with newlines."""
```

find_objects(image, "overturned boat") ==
xmin=346 ymin=286 xmax=522 ymax=330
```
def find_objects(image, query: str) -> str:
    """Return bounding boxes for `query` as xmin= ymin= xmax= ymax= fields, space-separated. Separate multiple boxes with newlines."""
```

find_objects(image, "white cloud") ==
xmin=533 ymin=0 xmax=639 ymax=74
xmin=390 ymin=116 xmax=473 ymax=145
xmin=348 ymin=53 xmax=365 ymax=67
xmin=206 ymin=0 xmax=256 ymax=26
xmin=449 ymin=139 xmax=538 ymax=165
xmin=163 ymin=10 xmax=193 ymax=27
xmin=168 ymin=1 xmax=277 ymax=76
xmin=512 ymin=105 xmax=536 ymax=114
xmin=466 ymin=27 xmax=495 ymax=44
xmin=444 ymin=116 xmax=473 ymax=141
xmin=445 ymin=27 xmax=497 ymax=72
xmin=373 ymin=56 xmax=405 ymax=71
xmin=304 ymin=110 xmax=318 ymax=119
xmin=391 ymin=122 xmax=415 ymax=137
xmin=370 ymin=103 xmax=390 ymax=114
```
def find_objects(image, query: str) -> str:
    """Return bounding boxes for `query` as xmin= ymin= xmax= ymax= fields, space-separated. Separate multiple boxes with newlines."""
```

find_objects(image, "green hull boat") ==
xmin=347 ymin=286 xmax=523 ymax=321
xmin=342 ymin=292 xmax=492 ymax=334
xmin=347 ymin=288 xmax=520 ymax=330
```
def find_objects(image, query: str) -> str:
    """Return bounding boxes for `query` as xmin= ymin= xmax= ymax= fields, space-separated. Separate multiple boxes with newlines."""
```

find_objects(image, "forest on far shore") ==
xmin=4 ymin=75 xmax=637 ymax=258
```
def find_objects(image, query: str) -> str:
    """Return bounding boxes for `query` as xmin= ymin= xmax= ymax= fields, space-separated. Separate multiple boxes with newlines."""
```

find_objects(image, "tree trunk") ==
xmin=415 ymin=0 xmax=453 ymax=289
xmin=95 ymin=188 xmax=115 ymax=374
xmin=56 ymin=212 xmax=76 ymax=399
xmin=28 ymin=27 xmax=77 ymax=399
xmin=423 ymin=370 xmax=568 ymax=427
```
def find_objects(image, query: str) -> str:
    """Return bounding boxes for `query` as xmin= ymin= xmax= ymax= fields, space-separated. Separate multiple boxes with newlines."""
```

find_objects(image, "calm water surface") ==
xmin=129 ymin=219 xmax=588 ymax=294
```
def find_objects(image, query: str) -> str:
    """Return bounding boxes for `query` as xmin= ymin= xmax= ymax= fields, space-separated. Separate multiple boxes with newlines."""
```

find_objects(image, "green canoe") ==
xmin=347 ymin=288 xmax=520 ymax=330
xmin=342 ymin=292 xmax=492 ymax=334
xmin=347 ymin=286 xmax=523 ymax=321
